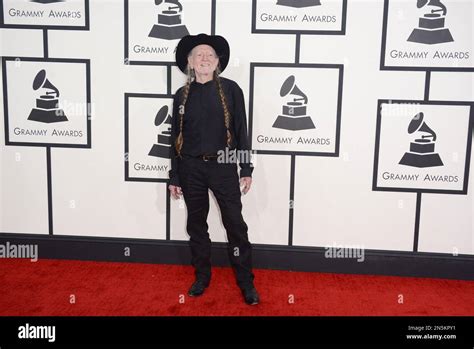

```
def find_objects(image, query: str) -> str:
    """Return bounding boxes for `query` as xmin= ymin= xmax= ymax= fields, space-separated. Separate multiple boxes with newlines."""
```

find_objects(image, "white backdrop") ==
xmin=1 ymin=0 xmax=473 ymax=256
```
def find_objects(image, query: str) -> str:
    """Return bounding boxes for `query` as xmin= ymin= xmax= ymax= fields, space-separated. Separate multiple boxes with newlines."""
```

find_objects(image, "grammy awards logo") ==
xmin=399 ymin=112 xmax=443 ymax=168
xmin=30 ymin=0 xmax=65 ymax=3
xmin=272 ymin=75 xmax=315 ymax=131
xmin=27 ymin=69 xmax=68 ymax=123
xmin=407 ymin=0 xmax=454 ymax=45
xmin=148 ymin=0 xmax=189 ymax=40
xmin=276 ymin=0 xmax=321 ymax=8
xmin=148 ymin=105 xmax=172 ymax=158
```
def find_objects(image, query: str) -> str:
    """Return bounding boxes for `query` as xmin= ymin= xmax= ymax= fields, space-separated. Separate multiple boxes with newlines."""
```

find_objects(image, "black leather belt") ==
xmin=202 ymin=154 xmax=219 ymax=161
xmin=182 ymin=154 xmax=219 ymax=162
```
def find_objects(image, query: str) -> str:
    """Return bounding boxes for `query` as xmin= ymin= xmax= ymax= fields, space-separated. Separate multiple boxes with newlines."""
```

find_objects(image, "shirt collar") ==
xmin=192 ymin=79 xmax=215 ymax=87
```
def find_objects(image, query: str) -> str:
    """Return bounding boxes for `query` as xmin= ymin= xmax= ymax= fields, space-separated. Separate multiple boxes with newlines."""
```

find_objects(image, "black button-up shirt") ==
xmin=168 ymin=77 xmax=253 ymax=186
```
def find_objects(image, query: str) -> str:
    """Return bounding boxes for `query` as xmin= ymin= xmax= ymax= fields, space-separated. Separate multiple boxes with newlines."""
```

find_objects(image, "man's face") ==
xmin=188 ymin=44 xmax=219 ymax=77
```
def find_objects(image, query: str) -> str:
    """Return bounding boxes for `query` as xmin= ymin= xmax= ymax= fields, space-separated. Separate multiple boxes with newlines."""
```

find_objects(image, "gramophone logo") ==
xmin=399 ymin=112 xmax=443 ymax=168
xmin=148 ymin=105 xmax=172 ymax=158
xmin=148 ymin=0 xmax=189 ymax=40
xmin=407 ymin=0 xmax=454 ymax=45
xmin=28 ymin=69 xmax=68 ymax=124
xmin=273 ymin=75 xmax=315 ymax=131
xmin=276 ymin=0 xmax=321 ymax=8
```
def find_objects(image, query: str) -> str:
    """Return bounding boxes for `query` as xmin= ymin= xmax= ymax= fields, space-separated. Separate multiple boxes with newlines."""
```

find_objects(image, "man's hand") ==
xmin=168 ymin=185 xmax=183 ymax=199
xmin=240 ymin=177 xmax=252 ymax=195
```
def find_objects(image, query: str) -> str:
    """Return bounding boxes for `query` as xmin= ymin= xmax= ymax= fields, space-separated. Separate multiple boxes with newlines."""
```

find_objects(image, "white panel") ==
xmin=430 ymin=72 xmax=474 ymax=102
xmin=123 ymin=65 xmax=168 ymax=94
xmin=0 ymin=28 xmax=43 ymax=57
xmin=0 ymin=146 xmax=49 ymax=234
xmin=293 ymin=155 xmax=417 ymax=250
xmin=418 ymin=193 xmax=473 ymax=255
xmin=418 ymin=144 xmax=474 ymax=254
xmin=52 ymin=148 xmax=167 ymax=239
xmin=242 ymin=154 xmax=291 ymax=245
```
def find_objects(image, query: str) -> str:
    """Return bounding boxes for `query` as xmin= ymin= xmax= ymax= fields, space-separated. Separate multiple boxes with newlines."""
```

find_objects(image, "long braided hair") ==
xmin=174 ymin=58 xmax=232 ymax=158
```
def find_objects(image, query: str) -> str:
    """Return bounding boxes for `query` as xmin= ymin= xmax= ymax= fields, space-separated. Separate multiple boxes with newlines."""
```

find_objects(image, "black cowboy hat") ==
xmin=175 ymin=33 xmax=230 ymax=73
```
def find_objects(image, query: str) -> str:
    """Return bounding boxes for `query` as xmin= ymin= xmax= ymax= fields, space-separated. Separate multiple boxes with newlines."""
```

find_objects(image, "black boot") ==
xmin=241 ymin=285 xmax=260 ymax=305
xmin=188 ymin=279 xmax=209 ymax=297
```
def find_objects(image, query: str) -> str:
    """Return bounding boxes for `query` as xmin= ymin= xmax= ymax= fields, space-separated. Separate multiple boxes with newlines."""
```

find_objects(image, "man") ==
xmin=168 ymin=33 xmax=259 ymax=305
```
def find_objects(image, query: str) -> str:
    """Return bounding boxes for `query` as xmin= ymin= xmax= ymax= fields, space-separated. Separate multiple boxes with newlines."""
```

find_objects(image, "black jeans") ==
xmin=178 ymin=156 xmax=255 ymax=289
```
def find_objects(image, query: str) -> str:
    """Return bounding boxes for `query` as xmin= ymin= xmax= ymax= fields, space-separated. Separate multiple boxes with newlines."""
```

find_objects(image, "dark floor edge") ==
xmin=0 ymin=233 xmax=472 ymax=280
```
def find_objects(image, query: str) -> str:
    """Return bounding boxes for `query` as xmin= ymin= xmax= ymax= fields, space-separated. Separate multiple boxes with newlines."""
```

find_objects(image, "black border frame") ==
xmin=2 ymin=56 xmax=92 ymax=149
xmin=248 ymin=62 xmax=343 ymax=157
xmin=251 ymin=0 xmax=347 ymax=35
xmin=0 ymin=0 xmax=90 ymax=30
xmin=380 ymin=0 xmax=474 ymax=72
xmin=124 ymin=0 xmax=216 ymax=66
xmin=373 ymin=99 xmax=473 ymax=195
xmin=124 ymin=92 xmax=173 ymax=183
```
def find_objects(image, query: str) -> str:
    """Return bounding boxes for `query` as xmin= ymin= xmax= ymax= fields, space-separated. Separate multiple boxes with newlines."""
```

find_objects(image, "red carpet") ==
xmin=0 ymin=258 xmax=472 ymax=316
